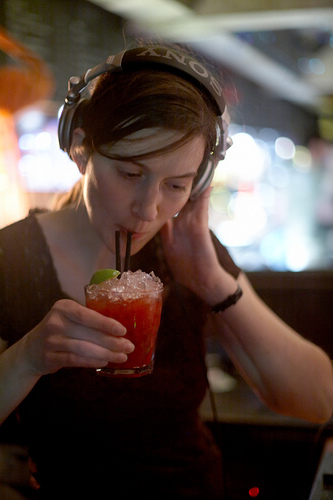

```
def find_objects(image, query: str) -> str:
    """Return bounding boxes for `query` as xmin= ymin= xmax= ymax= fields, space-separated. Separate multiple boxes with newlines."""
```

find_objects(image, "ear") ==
xmin=70 ymin=128 xmax=89 ymax=174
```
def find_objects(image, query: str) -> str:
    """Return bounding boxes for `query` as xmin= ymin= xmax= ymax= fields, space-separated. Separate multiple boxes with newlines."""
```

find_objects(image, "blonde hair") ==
xmin=52 ymin=178 xmax=83 ymax=210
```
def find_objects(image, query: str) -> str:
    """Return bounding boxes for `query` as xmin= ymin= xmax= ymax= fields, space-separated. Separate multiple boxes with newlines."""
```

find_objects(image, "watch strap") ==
xmin=211 ymin=285 xmax=243 ymax=314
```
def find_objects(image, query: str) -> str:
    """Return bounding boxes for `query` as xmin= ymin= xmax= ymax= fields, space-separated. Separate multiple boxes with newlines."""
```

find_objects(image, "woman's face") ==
xmin=81 ymin=129 xmax=206 ymax=256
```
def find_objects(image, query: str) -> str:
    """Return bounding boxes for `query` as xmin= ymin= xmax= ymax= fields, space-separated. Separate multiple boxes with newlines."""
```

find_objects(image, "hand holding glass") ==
xmin=85 ymin=270 xmax=163 ymax=377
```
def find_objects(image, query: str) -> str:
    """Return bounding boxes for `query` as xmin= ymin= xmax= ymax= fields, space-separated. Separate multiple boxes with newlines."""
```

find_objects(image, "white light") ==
xmin=309 ymin=58 xmax=325 ymax=75
xmin=286 ymin=243 xmax=311 ymax=271
xmin=285 ymin=229 xmax=313 ymax=271
xmin=258 ymin=127 xmax=279 ymax=142
xmin=259 ymin=230 xmax=286 ymax=270
xmin=215 ymin=217 xmax=266 ymax=247
xmin=255 ymin=182 xmax=276 ymax=210
xmin=275 ymin=136 xmax=295 ymax=160
xmin=216 ymin=132 xmax=268 ymax=188
xmin=229 ymin=191 xmax=267 ymax=225
xmin=267 ymin=164 xmax=289 ymax=188
xmin=210 ymin=188 xmax=231 ymax=213
xmin=18 ymin=154 xmax=34 ymax=176
xmin=215 ymin=191 xmax=268 ymax=247
xmin=17 ymin=110 xmax=44 ymax=132
xmin=0 ymin=173 xmax=9 ymax=191
xmin=18 ymin=134 xmax=35 ymax=151
xmin=90 ymin=0 xmax=191 ymax=23
xmin=57 ymin=105 xmax=64 ymax=119
xmin=293 ymin=146 xmax=312 ymax=172
xmin=35 ymin=132 xmax=52 ymax=150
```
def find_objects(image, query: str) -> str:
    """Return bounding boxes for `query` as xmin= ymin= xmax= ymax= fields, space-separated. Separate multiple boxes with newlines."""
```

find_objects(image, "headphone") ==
xmin=58 ymin=46 xmax=232 ymax=199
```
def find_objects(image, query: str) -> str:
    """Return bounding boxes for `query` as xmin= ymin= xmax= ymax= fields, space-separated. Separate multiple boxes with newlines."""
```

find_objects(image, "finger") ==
xmin=44 ymin=333 xmax=134 ymax=370
xmin=53 ymin=300 xmax=127 ymax=336
xmin=46 ymin=348 xmax=128 ymax=372
xmin=71 ymin=327 xmax=135 ymax=354
xmin=43 ymin=312 xmax=135 ymax=355
xmin=59 ymin=337 xmax=131 ymax=359
xmin=188 ymin=187 xmax=211 ymax=216
xmin=175 ymin=190 xmax=211 ymax=228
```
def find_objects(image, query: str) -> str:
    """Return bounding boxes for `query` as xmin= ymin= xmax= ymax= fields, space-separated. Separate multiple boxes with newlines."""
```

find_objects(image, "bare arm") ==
xmin=0 ymin=299 xmax=134 ymax=425
xmin=208 ymin=271 xmax=333 ymax=423
xmin=161 ymin=190 xmax=333 ymax=424
xmin=0 ymin=336 xmax=41 ymax=424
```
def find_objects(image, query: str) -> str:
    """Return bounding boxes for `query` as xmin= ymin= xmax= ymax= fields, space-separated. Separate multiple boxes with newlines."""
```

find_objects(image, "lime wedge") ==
xmin=90 ymin=269 xmax=120 ymax=285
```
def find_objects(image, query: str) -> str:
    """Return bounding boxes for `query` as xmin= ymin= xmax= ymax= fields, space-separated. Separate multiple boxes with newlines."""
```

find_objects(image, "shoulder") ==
xmin=0 ymin=210 xmax=46 ymax=239
xmin=0 ymin=211 xmax=51 ymax=292
xmin=0 ymin=212 xmax=47 ymax=265
xmin=0 ymin=212 xmax=62 ymax=345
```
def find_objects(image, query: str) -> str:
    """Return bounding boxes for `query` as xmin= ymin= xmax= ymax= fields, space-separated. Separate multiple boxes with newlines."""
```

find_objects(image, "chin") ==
xmin=131 ymin=233 xmax=156 ymax=255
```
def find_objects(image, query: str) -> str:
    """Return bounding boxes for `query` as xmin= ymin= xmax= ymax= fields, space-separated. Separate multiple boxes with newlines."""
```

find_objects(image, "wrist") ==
xmin=211 ymin=285 xmax=243 ymax=314
xmin=200 ymin=267 xmax=240 ymax=307
xmin=20 ymin=331 xmax=45 ymax=378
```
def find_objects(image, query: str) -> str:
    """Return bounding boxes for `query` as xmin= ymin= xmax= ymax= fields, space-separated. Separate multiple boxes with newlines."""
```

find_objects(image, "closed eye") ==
xmin=117 ymin=169 xmax=142 ymax=180
xmin=166 ymin=182 xmax=187 ymax=192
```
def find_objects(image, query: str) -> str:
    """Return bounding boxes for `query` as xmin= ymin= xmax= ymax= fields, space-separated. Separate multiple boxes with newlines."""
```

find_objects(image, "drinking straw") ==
xmin=124 ymin=232 xmax=132 ymax=272
xmin=115 ymin=230 xmax=121 ymax=272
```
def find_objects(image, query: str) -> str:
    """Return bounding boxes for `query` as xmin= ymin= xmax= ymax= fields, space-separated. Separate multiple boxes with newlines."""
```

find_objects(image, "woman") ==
xmin=0 ymin=44 xmax=332 ymax=499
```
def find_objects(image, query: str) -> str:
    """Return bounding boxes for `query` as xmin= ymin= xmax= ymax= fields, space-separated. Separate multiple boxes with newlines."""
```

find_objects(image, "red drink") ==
xmin=85 ymin=270 xmax=163 ymax=377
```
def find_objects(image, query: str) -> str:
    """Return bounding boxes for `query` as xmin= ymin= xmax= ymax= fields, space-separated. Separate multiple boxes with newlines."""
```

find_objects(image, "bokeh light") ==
xmin=209 ymin=124 xmax=328 ymax=271
xmin=275 ymin=137 xmax=295 ymax=160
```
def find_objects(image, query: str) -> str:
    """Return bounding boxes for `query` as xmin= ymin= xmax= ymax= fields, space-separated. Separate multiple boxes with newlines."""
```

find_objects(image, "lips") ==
xmin=131 ymin=232 xmax=147 ymax=240
xmin=118 ymin=226 xmax=150 ymax=240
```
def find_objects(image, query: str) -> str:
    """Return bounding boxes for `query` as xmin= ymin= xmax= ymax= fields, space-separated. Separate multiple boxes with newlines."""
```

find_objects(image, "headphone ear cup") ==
xmin=58 ymin=100 xmax=88 ymax=157
xmin=189 ymin=157 xmax=215 ymax=201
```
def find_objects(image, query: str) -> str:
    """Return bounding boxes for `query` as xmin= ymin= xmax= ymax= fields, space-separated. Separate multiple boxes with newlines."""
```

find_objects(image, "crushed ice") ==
xmin=87 ymin=270 xmax=163 ymax=297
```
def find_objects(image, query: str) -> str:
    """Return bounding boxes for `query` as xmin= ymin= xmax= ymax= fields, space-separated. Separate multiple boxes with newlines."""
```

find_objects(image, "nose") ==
xmin=131 ymin=186 xmax=160 ymax=221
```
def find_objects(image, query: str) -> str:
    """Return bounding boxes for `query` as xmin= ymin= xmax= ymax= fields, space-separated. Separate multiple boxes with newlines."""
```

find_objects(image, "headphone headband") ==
xmin=120 ymin=47 xmax=226 ymax=116
xmin=64 ymin=46 xmax=225 ymax=114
